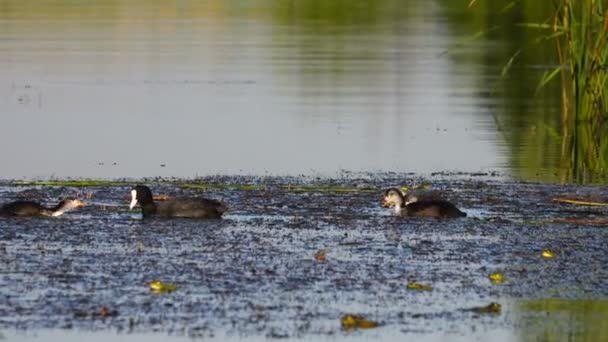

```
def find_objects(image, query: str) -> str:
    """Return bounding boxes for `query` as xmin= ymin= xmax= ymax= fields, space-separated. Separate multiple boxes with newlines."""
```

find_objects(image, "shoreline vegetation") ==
xmin=470 ymin=0 xmax=608 ymax=183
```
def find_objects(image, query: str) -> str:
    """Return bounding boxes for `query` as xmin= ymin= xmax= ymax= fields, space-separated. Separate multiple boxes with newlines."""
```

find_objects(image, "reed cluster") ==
xmin=554 ymin=0 xmax=608 ymax=182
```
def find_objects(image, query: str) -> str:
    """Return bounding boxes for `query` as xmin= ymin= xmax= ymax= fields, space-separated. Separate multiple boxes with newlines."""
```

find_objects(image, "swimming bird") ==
xmin=398 ymin=187 xmax=445 ymax=205
xmin=129 ymin=185 xmax=227 ymax=219
xmin=0 ymin=198 xmax=85 ymax=217
xmin=382 ymin=188 xmax=466 ymax=218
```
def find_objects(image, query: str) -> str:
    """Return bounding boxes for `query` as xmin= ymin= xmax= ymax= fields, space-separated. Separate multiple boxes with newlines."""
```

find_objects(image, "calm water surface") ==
xmin=0 ymin=0 xmax=519 ymax=180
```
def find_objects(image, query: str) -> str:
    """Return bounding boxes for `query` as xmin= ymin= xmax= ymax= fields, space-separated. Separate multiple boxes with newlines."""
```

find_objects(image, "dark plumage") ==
xmin=382 ymin=188 xmax=466 ymax=218
xmin=0 ymin=198 xmax=85 ymax=217
xmin=129 ymin=185 xmax=227 ymax=219
xmin=403 ymin=199 xmax=467 ymax=218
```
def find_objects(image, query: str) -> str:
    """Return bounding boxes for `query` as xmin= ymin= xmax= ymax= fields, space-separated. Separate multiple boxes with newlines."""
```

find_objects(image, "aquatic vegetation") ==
xmin=552 ymin=197 xmax=608 ymax=206
xmin=470 ymin=302 xmax=502 ymax=314
xmin=488 ymin=272 xmax=506 ymax=284
xmin=554 ymin=1 xmax=608 ymax=182
xmin=282 ymin=185 xmax=376 ymax=193
xmin=149 ymin=280 xmax=177 ymax=294
xmin=1 ymin=176 xmax=608 ymax=337
xmin=13 ymin=179 xmax=128 ymax=187
xmin=545 ymin=218 xmax=608 ymax=225
xmin=177 ymin=183 xmax=259 ymax=191
xmin=469 ymin=0 xmax=608 ymax=183
xmin=340 ymin=314 xmax=379 ymax=329
xmin=74 ymin=306 xmax=119 ymax=319
xmin=518 ymin=299 xmax=608 ymax=340
xmin=11 ymin=179 xmax=375 ymax=193
xmin=553 ymin=1 xmax=608 ymax=122
xmin=542 ymin=249 xmax=557 ymax=258
xmin=400 ymin=183 xmax=432 ymax=193
xmin=406 ymin=281 xmax=433 ymax=291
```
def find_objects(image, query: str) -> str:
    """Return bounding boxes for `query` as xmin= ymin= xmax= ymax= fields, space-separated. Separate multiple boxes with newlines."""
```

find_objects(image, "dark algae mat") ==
xmin=1 ymin=174 xmax=607 ymax=340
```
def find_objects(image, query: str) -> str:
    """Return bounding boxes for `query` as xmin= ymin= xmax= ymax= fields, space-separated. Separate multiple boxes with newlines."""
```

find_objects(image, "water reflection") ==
xmin=0 ymin=0 xmax=604 ymax=183
xmin=517 ymin=299 xmax=608 ymax=342
xmin=452 ymin=1 xmax=608 ymax=183
xmin=0 ymin=0 xmax=504 ymax=179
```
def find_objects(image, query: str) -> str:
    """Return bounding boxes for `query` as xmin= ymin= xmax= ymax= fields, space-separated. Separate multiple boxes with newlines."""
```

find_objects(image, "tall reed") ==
xmin=555 ymin=0 xmax=608 ymax=182
xmin=471 ymin=0 xmax=608 ymax=182
xmin=555 ymin=0 xmax=608 ymax=122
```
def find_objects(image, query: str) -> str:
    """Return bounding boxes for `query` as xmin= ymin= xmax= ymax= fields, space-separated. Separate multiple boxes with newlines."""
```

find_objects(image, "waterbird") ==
xmin=0 ymin=198 xmax=85 ymax=217
xmin=382 ymin=188 xmax=466 ymax=218
xmin=129 ymin=185 xmax=227 ymax=219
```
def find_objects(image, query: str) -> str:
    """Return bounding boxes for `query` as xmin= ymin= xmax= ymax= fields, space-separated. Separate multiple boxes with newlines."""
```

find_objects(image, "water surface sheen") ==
xmin=0 ymin=0 xmax=515 ymax=179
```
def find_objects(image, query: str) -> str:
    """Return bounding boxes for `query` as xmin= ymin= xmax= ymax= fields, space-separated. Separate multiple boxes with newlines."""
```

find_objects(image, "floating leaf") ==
xmin=541 ymin=249 xmax=556 ymax=258
xmin=99 ymin=306 xmax=118 ymax=318
xmin=314 ymin=249 xmax=327 ymax=262
xmin=74 ymin=306 xmax=118 ymax=319
xmin=340 ymin=314 xmax=379 ymax=329
xmin=471 ymin=302 xmax=502 ymax=314
xmin=149 ymin=280 xmax=177 ymax=293
xmin=488 ymin=272 xmax=506 ymax=284
xmin=406 ymin=281 xmax=433 ymax=291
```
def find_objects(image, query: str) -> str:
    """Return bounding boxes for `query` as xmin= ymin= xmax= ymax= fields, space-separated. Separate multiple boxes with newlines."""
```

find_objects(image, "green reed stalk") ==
xmin=469 ymin=0 xmax=608 ymax=182
xmin=556 ymin=0 xmax=608 ymax=121
xmin=555 ymin=0 xmax=608 ymax=182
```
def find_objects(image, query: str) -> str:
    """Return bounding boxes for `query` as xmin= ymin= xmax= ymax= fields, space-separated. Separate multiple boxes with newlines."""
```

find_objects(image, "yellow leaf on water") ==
xmin=406 ymin=281 xmax=433 ymax=291
xmin=149 ymin=280 xmax=177 ymax=293
xmin=488 ymin=272 xmax=506 ymax=284
xmin=340 ymin=314 xmax=379 ymax=329
xmin=541 ymin=249 xmax=556 ymax=258
xmin=472 ymin=302 xmax=502 ymax=314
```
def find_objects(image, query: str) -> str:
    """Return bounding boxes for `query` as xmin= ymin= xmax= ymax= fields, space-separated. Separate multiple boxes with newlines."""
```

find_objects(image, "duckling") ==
xmin=382 ymin=188 xmax=466 ymax=218
xmin=129 ymin=185 xmax=227 ymax=219
xmin=0 ymin=198 xmax=85 ymax=217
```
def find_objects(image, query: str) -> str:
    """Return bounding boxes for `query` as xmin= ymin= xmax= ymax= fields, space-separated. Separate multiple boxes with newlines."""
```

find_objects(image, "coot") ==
xmin=382 ymin=188 xmax=466 ymax=218
xmin=129 ymin=185 xmax=227 ymax=219
xmin=0 ymin=198 xmax=85 ymax=217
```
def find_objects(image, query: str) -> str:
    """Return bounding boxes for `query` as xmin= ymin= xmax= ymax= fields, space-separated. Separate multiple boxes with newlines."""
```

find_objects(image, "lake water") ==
xmin=0 ymin=0 xmax=559 ymax=181
xmin=1 ymin=177 xmax=608 ymax=341
xmin=2 ymin=1 xmax=606 ymax=341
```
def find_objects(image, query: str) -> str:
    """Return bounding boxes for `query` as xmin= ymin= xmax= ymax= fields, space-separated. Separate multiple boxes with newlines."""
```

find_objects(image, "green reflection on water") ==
xmin=455 ymin=1 xmax=608 ymax=184
xmin=518 ymin=299 xmax=608 ymax=342
xmin=0 ymin=0 xmax=605 ymax=182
